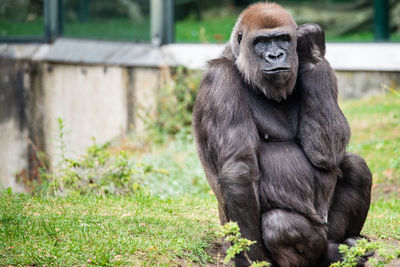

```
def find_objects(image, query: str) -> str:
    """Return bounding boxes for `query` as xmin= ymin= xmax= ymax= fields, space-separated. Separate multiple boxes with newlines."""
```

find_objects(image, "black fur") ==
xmin=193 ymin=5 xmax=372 ymax=267
xmin=261 ymin=210 xmax=327 ymax=267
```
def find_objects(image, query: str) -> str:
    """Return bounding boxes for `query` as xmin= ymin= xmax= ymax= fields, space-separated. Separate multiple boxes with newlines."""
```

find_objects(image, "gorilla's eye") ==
xmin=278 ymin=34 xmax=291 ymax=42
xmin=238 ymin=32 xmax=243 ymax=44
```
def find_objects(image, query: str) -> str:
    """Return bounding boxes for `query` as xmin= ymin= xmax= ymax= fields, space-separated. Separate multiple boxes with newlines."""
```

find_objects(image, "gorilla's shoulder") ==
xmin=207 ymin=57 xmax=238 ymax=72
xmin=204 ymin=57 xmax=242 ymax=87
xmin=198 ymin=56 xmax=245 ymax=106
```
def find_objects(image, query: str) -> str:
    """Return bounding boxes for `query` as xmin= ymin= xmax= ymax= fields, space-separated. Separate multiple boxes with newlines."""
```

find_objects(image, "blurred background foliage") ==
xmin=0 ymin=0 xmax=399 ymax=42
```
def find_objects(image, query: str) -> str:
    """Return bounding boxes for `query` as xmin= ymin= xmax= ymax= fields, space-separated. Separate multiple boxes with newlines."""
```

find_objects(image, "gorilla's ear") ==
xmin=238 ymin=32 xmax=243 ymax=44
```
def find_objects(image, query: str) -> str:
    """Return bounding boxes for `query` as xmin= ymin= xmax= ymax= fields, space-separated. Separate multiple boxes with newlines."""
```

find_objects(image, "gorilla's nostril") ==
xmin=266 ymin=51 xmax=285 ymax=61
xmin=268 ymin=52 xmax=278 ymax=59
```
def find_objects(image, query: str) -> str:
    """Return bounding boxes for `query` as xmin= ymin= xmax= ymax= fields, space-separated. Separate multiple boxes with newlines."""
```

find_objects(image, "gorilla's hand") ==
xmin=297 ymin=23 xmax=326 ymax=64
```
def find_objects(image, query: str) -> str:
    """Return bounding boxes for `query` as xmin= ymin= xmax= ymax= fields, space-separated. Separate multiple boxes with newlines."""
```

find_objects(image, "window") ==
xmin=0 ymin=0 xmax=45 ymax=41
xmin=174 ymin=0 xmax=398 ymax=43
xmin=0 ymin=0 xmax=397 ymax=43
xmin=62 ymin=0 xmax=150 ymax=41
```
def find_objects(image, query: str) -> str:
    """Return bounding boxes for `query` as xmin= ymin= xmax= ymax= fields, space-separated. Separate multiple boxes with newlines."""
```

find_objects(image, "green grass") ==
xmin=1 ymin=92 xmax=400 ymax=266
xmin=0 ymin=190 xmax=219 ymax=266
xmin=138 ymin=138 xmax=211 ymax=196
xmin=341 ymin=92 xmax=400 ymax=251
xmin=342 ymin=93 xmax=400 ymax=183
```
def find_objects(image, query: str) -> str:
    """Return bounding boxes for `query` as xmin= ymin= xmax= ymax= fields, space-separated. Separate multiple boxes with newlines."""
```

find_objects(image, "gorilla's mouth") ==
xmin=262 ymin=67 xmax=290 ymax=74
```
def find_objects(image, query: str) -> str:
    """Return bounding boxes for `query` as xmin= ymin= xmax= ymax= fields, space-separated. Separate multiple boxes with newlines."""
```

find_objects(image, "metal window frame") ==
xmin=44 ymin=0 xmax=63 ymax=42
xmin=373 ymin=0 xmax=389 ymax=41
xmin=151 ymin=0 xmax=174 ymax=45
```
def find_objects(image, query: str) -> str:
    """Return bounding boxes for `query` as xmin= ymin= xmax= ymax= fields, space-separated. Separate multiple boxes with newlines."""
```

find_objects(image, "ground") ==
xmin=0 ymin=92 xmax=399 ymax=266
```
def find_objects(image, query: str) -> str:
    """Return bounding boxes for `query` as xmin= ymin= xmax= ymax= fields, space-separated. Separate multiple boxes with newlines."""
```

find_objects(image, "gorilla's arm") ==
xmin=296 ymin=23 xmax=350 ymax=170
xmin=193 ymin=57 xmax=267 ymax=263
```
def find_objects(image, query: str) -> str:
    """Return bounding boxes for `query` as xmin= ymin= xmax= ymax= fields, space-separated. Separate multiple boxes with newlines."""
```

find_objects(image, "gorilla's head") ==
xmin=230 ymin=3 xmax=298 ymax=101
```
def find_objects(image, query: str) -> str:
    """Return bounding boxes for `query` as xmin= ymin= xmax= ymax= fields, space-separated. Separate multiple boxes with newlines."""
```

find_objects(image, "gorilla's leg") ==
xmin=261 ymin=210 xmax=327 ymax=267
xmin=320 ymin=153 xmax=372 ymax=266
xmin=220 ymin=179 xmax=267 ymax=266
xmin=327 ymin=153 xmax=372 ymax=241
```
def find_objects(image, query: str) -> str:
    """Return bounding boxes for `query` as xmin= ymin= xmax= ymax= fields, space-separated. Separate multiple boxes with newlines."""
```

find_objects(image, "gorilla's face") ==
xmin=231 ymin=4 xmax=299 ymax=101
xmin=254 ymin=30 xmax=297 ymax=82
xmin=248 ymin=28 xmax=298 ymax=100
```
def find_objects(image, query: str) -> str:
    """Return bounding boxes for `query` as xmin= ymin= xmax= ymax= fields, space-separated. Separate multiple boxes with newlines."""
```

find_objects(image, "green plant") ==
xmin=42 ymin=119 xmax=167 ymax=195
xmin=145 ymin=66 xmax=201 ymax=143
xmin=330 ymin=239 xmax=399 ymax=267
xmin=49 ymin=139 xmax=170 ymax=195
xmin=330 ymin=239 xmax=375 ymax=267
xmin=218 ymin=222 xmax=270 ymax=267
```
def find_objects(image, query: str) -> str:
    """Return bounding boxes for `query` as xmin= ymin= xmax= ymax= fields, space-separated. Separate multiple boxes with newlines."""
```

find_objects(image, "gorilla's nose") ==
xmin=265 ymin=49 xmax=286 ymax=63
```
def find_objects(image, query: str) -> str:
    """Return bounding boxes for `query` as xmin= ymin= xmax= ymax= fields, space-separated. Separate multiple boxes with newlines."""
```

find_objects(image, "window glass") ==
xmin=0 ymin=0 xmax=44 ymax=37
xmin=63 ymin=0 xmax=150 ymax=41
xmin=174 ymin=0 xmax=398 ymax=43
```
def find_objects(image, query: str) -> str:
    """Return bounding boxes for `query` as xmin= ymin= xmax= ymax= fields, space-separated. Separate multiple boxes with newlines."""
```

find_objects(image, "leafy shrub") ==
xmin=145 ymin=66 xmax=201 ymax=143
xmin=330 ymin=239 xmax=399 ymax=267
xmin=45 ymin=140 xmax=166 ymax=195
xmin=40 ymin=119 xmax=167 ymax=196
xmin=330 ymin=239 xmax=375 ymax=267
xmin=218 ymin=222 xmax=270 ymax=267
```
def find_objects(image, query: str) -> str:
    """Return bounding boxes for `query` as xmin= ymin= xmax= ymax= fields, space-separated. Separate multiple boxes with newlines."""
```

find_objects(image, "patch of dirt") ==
xmin=371 ymin=182 xmax=400 ymax=201
xmin=206 ymin=241 xmax=232 ymax=267
xmin=176 ymin=241 xmax=231 ymax=267
xmin=365 ymin=237 xmax=400 ymax=267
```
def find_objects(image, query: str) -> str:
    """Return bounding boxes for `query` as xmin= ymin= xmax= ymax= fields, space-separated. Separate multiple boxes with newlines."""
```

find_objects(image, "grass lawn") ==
xmin=341 ymin=93 xmax=400 ymax=247
xmin=1 ymin=92 xmax=400 ymax=266
xmin=0 ymin=191 xmax=218 ymax=266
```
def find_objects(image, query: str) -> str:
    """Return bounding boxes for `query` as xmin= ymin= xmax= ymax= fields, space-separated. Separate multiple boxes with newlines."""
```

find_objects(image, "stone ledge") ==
xmin=0 ymin=39 xmax=399 ymax=71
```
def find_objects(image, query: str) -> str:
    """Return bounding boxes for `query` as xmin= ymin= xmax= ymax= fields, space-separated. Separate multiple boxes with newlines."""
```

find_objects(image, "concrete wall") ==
xmin=42 ymin=63 xmax=128 ymax=164
xmin=1 ymin=40 xmax=399 ymax=191
xmin=0 ymin=58 xmax=29 ymax=191
xmin=336 ymin=71 xmax=400 ymax=99
xmin=0 ymin=55 xmax=161 ymax=190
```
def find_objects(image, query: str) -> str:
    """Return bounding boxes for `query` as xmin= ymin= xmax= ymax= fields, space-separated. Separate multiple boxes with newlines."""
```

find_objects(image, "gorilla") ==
xmin=192 ymin=2 xmax=372 ymax=267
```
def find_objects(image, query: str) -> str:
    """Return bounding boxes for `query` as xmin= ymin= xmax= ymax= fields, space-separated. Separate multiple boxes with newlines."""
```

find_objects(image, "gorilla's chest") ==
xmin=247 ymin=91 xmax=300 ymax=142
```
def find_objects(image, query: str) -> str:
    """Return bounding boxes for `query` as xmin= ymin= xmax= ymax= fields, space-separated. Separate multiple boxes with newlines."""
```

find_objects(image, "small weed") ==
xmin=330 ymin=239 xmax=375 ymax=267
xmin=218 ymin=222 xmax=270 ymax=267
xmin=330 ymin=239 xmax=399 ymax=267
